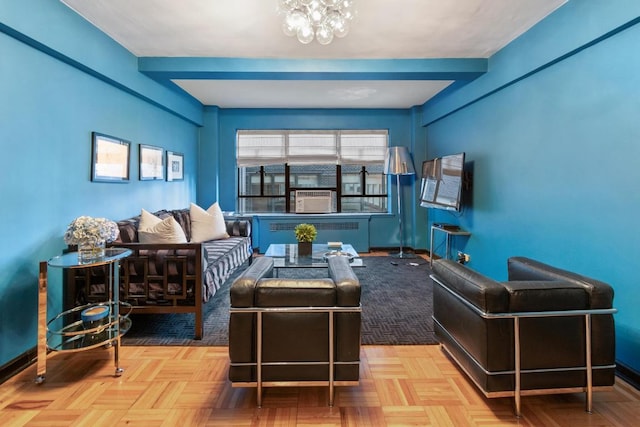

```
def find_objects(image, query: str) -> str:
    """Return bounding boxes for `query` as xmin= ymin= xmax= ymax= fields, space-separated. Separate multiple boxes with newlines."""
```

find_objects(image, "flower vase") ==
xmin=77 ymin=240 xmax=106 ymax=264
xmin=297 ymin=241 xmax=312 ymax=257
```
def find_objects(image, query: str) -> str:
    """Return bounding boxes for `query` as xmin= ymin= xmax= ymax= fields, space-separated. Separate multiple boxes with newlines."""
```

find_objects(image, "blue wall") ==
xmin=0 ymin=1 xmax=200 ymax=367
xmin=422 ymin=1 xmax=640 ymax=374
xmin=198 ymin=108 xmax=428 ymax=249
xmin=3 ymin=0 xmax=639 ymax=381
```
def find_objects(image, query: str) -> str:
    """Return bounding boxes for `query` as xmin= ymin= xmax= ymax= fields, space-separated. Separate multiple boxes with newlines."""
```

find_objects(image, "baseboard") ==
xmin=0 ymin=347 xmax=36 ymax=385
xmin=369 ymin=246 xmax=426 ymax=254
xmin=616 ymin=362 xmax=640 ymax=390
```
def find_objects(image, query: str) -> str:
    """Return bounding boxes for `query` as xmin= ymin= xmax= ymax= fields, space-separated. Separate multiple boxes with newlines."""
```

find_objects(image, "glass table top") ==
xmin=48 ymin=247 xmax=132 ymax=269
xmin=264 ymin=243 xmax=363 ymax=268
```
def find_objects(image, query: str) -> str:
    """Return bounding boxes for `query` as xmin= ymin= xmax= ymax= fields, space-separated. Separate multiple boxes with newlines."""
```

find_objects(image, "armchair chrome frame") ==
xmin=229 ymin=304 xmax=362 ymax=407
xmin=431 ymin=274 xmax=617 ymax=417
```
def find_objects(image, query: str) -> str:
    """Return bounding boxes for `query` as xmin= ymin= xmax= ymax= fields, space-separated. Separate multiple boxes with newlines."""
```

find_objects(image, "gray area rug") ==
xmin=121 ymin=256 xmax=435 ymax=346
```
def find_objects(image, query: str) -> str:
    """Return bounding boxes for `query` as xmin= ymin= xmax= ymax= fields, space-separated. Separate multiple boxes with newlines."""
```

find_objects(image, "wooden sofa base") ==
xmin=65 ymin=243 xmax=205 ymax=340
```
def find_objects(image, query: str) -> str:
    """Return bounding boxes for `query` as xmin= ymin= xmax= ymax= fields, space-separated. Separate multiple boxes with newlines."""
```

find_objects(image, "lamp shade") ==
xmin=384 ymin=146 xmax=415 ymax=175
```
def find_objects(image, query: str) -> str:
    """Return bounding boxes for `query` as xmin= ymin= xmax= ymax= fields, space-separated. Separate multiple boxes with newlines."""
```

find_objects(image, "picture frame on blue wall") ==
xmin=166 ymin=151 xmax=184 ymax=182
xmin=91 ymin=132 xmax=130 ymax=183
xmin=139 ymin=144 xmax=164 ymax=181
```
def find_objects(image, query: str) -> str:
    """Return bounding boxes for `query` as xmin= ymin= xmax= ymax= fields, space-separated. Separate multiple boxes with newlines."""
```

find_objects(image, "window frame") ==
xmin=237 ymin=130 xmax=389 ymax=214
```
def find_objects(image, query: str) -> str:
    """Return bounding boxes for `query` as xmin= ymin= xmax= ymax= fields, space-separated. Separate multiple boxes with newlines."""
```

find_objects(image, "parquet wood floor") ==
xmin=1 ymin=344 xmax=638 ymax=426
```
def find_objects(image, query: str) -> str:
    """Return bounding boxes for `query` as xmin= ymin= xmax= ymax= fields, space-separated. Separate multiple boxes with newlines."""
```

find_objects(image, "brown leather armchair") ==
xmin=228 ymin=255 xmax=361 ymax=406
xmin=431 ymin=257 xmax=616 ymax=416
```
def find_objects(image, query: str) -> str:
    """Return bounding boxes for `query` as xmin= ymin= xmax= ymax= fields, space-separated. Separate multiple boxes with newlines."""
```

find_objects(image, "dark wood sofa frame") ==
xmin=64 ymin=210 xmax=253 ymax=340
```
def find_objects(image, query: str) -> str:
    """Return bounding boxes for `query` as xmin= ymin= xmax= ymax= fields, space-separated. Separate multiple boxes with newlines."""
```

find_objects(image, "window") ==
xmin=237 ymin=130 xmax=388 ymax=213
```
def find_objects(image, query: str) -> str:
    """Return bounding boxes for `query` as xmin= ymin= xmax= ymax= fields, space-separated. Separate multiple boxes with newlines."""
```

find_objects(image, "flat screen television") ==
xmin=419 ymin=152 xmax=466 ymax=211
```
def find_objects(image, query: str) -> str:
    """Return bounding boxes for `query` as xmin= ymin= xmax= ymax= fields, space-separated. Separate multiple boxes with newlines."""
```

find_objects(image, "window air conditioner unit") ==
xmin=295 ymin=190 xmax=332 ymax=213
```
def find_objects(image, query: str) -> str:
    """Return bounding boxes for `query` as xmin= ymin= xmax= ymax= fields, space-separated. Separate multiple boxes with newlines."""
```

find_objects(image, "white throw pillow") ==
xmin=138 ymin=216 xmax=187 ymax=244
xmin=139 ymin=208 xmax=162 ymax=230
xmin=138 ymin=209 xmax=187 ymax=244
xmin=190 ymin=202 xmax=229 ymax=243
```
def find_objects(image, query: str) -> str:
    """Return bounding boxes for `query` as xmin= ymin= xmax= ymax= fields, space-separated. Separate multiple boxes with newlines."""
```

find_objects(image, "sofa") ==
xmin=228 ymin=256 xmax=361 ymax=406
xmin=430 ymin=257 xmax=616 ymax=416
xmin=65 ymin=207 xmax=253 ymax=339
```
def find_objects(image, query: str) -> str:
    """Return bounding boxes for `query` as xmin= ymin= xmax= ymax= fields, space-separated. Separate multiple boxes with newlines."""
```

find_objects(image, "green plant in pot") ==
xmin=294 ymin=223 xmax=317 ymax=257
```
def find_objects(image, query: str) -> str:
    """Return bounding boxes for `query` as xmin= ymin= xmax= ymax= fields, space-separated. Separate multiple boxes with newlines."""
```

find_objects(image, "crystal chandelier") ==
xmin=278 ymin=0 xmax=357 ymax=45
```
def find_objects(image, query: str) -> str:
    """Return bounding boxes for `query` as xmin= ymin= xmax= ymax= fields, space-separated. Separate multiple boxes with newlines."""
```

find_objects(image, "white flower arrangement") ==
xmin=64 ymin=216 xmax=119 ymax=246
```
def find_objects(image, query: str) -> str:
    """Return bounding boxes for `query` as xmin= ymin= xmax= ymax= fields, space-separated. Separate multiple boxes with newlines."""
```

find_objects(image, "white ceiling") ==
xmin=61 ymin=0 xmax=566 ymax=109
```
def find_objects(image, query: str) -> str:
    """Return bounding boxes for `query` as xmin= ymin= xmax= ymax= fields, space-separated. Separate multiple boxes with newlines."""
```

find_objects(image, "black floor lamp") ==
xmin=384 ymin=146 xmax=416 ymax=258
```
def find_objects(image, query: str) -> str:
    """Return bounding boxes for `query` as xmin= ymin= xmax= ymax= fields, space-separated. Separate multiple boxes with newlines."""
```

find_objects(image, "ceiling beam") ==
xmin=138 ymin=57 xmax=487 ymax=81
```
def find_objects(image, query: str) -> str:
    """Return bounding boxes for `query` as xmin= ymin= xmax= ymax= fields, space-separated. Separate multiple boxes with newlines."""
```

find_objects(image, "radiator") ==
xmin=263 ymin=218 xmax=370 ymax=252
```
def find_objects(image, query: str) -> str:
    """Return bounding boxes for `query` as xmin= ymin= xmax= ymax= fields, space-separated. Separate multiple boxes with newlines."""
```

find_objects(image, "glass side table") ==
xmin=35 ymin=248 xmax=132 ymax=384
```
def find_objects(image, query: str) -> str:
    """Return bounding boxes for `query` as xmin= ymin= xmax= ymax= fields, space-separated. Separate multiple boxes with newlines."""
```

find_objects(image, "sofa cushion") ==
xmin=138 ymin=215 xmax=188 ymax=244
xmin=170 ymin=208 xmax=192 ymax=242
xmin=115 ymin=217 xmax=139 ymax=243
xmin=202 ymin=236 xmax=252 ymax=301
xmin=190 ymin=202 xmax=229 ymax=243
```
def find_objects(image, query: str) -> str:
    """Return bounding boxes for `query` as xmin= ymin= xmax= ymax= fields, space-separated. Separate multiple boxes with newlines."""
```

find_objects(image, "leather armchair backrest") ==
xmin=230 ymin=256 xmax=361 ymax=309
xmin=507 ymin=257 xmax=613 ymax=309
xmin=256 ymin=278 xmax=336 ymax=307
xmin=501 ymin=280 xmax=589 ymax=311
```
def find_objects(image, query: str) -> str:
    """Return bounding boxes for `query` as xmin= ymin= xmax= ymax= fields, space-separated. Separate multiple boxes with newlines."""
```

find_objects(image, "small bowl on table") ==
xmin=81 ymin=305 xmax=110 ymax=333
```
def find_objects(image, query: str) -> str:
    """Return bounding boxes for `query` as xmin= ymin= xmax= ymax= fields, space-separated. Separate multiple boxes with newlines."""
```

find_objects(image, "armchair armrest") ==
xmin=230 ymin=256 xmax=273 ymax=307
xmin=328 ymin=256 xmax=360 ymax=306
xmin=432 ymin=259 xmax=509 ymax=313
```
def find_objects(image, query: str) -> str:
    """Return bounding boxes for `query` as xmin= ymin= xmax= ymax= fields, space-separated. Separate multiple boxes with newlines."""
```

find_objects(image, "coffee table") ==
xmin=264 ymin=243 xmax=362 ymax=274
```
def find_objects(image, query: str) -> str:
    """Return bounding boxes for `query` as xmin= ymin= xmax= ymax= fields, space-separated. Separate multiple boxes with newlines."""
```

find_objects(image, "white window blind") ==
xmin=237 ymin=130 xmax=388 ymax=166
xmin=236 ymin=133 xmax=285 ymax=167
xmin=339 ymin=132 xmax=388 ymax=165
xmin=287 ymin=132 xmax=338 ymax=165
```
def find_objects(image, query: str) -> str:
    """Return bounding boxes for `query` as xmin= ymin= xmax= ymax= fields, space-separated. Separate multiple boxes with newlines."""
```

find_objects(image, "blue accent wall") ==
xmin=0 ymin=1 xmax=200 ymax=367
xmin=421 ymin=1 xmax=640 ymax=374
xmin=197 ymin=108 xmax=427 ymax=250
xmin=3 ymin=0 xmax=639 ymax=381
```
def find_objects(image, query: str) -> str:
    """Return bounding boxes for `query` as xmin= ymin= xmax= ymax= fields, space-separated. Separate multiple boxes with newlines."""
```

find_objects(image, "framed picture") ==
xmin=166 ymin=151 xmax=184 ymax=181
xmin=91 ymin=132 xmax=130 ymax=182
xmin=139 ymin=144 xmax=164 ymax=180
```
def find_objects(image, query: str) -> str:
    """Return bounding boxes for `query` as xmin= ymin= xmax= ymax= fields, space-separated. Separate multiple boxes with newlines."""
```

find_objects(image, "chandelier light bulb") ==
xmin=297 ymin=24 xmax=315 ymax=44
xmin=316 ymin=24 xmax=334 ymax=45
xmin=279 ymin=0 xmax=300 ymax=9
xmin=278 ymin=0 xmax=356 ymax=45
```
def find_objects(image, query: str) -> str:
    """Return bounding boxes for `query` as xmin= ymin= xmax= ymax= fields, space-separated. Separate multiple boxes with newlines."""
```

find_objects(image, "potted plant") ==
xmin=294 ymin=223 xmax=317 ymax=257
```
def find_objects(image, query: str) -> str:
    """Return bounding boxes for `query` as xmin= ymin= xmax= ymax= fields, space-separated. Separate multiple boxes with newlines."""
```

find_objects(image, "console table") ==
xmin=429 ymin=225 xmax=471 ymax=268
xmin=36 ymin=248 xmax=132 ymax=384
